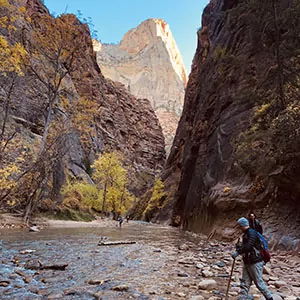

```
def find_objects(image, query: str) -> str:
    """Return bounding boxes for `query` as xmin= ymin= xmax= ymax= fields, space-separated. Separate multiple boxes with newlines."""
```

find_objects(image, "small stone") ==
xmin=178 ymin=273 xmax=189 ymax=277
xmin=178 ymin=244 xmax=190 ymax=251
xmin=275 ymin=281 xmax=287 ymax=288
xmin=47 ymin=294 xmax=64 ymax=299
xmin=176 ymin=292 xmax=186 ymax=297
xmin=111 ymin=285 xmax=129 ymax=292
xmin=196 ymin=263 xmax=204 ymax=269
xmin=189 ymin=296 xmax=204 ymax=300
xmin=198 ymin=279 xmax=217 ymax=290
xmin=23 ymin=276 xmax=32 ymax=284
xmin=87 ymin=279 xmax=104 ymax=285
xmin=201 ymin=270 xmax=213 ymax=277
xmin=20 ymin=249 xmax=36 ymax=254
xmin=216 ymin=261 xmax=225 ymax=267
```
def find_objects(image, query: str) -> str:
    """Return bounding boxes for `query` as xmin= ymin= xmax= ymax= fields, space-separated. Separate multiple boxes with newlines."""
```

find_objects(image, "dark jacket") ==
xmin=237 ymin=227 xmax=262 ymax=265
xmin=249 ymin=219 xmax=263 ymax=234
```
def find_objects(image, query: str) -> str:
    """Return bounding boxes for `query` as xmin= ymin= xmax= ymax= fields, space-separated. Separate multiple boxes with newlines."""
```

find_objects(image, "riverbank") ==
xmin=0 ymin=213 xmax=133 ymax=229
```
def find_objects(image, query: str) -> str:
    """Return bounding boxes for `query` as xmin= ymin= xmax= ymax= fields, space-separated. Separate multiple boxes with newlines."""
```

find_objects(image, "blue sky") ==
xmin=44 ymin=0 xmax=210 ymax=73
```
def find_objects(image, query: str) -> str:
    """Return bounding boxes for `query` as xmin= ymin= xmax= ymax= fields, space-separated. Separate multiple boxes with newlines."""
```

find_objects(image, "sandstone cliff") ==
xmin=93 ymin=19 xmax=187 ymax=153
xmin=158 ymin=0 xmax=300 ymax=250
xmin=0 ymin=0 xmax=165 ymax=208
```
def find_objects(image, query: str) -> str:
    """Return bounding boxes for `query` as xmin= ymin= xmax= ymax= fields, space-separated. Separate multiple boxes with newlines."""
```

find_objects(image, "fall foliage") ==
xmin=92 ymin=151 xmax=134 ymax=217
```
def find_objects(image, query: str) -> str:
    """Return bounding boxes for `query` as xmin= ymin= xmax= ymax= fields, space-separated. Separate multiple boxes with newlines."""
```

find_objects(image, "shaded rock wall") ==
xmin=158 ymin=0 xmax=300 ymax=249
xmin=1 ymin=0 xmax=165 ymax=200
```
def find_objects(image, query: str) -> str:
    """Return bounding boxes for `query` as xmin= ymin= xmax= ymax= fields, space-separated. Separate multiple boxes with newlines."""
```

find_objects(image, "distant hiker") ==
xmin=126 ymin=215 xmax=130 ymax=223
xmin=118 ymin=216 xmax=123 ymax=228
xmin=248 ymin=211 xmax=263 ymax=234
xmin=231 ymin=217 xmax=273 ymax=300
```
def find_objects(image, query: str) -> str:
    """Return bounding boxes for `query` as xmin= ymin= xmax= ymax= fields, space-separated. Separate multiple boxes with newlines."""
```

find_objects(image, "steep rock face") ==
xmin=93 ymin=19 xmax=187 ymax=153
xmin=1 ymin=0 xmax=165 ymax=198
xmin=159 ymin=0 xmax=300 ymax=249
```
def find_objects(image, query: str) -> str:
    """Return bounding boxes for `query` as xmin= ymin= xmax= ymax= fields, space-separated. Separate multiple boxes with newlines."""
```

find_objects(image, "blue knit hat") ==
xmin=237 ymin=217 xmax=249 ymax=227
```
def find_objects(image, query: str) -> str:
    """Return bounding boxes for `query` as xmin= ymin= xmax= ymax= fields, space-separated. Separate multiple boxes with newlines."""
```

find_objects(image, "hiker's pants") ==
xmin=239 ymin=261 xmax=272 ymax=299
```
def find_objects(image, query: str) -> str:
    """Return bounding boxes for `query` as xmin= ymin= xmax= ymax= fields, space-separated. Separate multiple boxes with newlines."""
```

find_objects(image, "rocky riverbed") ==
xmin=0 ymin=220 xmax=299 ymax=299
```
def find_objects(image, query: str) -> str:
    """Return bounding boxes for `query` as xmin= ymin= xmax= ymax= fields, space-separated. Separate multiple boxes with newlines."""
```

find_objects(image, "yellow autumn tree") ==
xmin=143 ymin=177 xmax=166 ymax=221
xmin=19 ymin=13 xmax=99 ymax=223
xmin=26 ymin=14 xmax=87 ymax=155
xmin=0 ymin=1 xmax=29 ymax=207
xmin=92 ymin=152 xmax=134 ymax=217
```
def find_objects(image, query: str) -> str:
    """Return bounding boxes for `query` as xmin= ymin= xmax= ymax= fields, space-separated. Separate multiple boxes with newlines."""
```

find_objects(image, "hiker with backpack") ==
xmin=231 ymin=217 xmax=273 ymax=300
xmin=248 ymin=211 xmax=263 ymax=234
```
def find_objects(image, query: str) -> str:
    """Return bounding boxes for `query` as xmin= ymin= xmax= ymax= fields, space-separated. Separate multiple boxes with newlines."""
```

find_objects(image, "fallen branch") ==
xmin=98 ymin=240 xmax=136 ymax=246
xmin=38 ymin=260 xmax=68 ymax=270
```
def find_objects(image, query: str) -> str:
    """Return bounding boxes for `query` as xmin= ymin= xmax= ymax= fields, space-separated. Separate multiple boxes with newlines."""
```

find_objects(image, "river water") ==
xmin=0 ymin=222 xmax=219 ymax=300
xmin=2 ymin=222 xmax=299 ymax=299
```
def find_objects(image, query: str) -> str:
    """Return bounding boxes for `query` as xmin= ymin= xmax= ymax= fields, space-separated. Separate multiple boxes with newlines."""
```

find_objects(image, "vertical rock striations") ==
xmin=93 ymin=19 xmax=187 ymax=153
xmin=159 ymin=0 xmax=300 ymax=248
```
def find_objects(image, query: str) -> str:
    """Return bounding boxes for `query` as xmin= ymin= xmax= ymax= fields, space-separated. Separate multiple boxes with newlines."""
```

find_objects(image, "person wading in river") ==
xmin=231 ymin=217 xmax=273 ymax=300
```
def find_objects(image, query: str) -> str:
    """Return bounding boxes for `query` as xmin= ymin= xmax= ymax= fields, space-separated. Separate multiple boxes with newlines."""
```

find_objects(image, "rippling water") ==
xmin=0 ymin=222 xmax=203 ymax=300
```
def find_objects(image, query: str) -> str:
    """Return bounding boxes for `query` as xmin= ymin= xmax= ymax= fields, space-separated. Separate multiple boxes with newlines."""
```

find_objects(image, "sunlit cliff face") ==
xmin=93 ymin=18 xmax=187 ymax=153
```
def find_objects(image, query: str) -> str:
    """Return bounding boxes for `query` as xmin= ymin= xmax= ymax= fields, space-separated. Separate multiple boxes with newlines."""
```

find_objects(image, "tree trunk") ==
xmin=102 ymin=181 xmax=107 ymax=214
xmin=38 ymin=102 xmax=53 ymax=156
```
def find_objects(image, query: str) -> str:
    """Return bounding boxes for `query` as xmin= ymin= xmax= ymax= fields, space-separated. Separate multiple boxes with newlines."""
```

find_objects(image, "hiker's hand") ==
xmin=231 ymin=251 xmax=239 ymax=259
xmin=236 ymin=243 xmax=242 ymax=252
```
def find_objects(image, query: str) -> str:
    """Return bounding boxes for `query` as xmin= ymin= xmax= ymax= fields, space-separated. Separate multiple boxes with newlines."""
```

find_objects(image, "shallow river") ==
xmin=0 ymin=222 xmax=214 ymax=300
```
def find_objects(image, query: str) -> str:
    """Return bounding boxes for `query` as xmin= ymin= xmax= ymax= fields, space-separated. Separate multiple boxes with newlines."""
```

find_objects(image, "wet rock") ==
xmin=93 ymin=292 xmax=103 ymax=299
xmin=0 ymin=280 xmax=10 ymax=287
xmin=23 ymin=276 xmax=32 ymax=284
xmin=176 ymin=292 xmax=186 ymax=297
xmin=8 ymin=273 xmax=18 ymax=280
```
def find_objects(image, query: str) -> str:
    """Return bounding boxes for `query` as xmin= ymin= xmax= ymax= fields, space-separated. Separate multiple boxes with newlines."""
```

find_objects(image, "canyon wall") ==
xmin=93 ymin=19 xmax=187 ymax=153
xmin=158 ymin=0 xmax=300 ymax=250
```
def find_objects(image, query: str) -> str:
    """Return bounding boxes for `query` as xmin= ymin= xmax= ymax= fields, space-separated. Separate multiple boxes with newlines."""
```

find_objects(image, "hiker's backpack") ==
xmin=257 ymin=232 xmax=271 ymax=263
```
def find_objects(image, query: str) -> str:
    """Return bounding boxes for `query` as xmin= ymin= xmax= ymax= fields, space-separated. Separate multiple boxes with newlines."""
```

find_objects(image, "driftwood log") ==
xmin=25 ymin=260 xmax=68 ymax=270
xmin=98 ymin=240 xmax=136 ymax=246
xmin=38 ymin=260 xmax=68 ymax=270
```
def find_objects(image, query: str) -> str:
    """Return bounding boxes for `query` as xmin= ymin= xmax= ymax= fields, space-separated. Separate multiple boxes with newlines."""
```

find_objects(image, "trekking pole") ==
xmin=225 ymin=237 xmax=240 ymax=300
xmin=225 ymin=257 xmax=236 ymax=300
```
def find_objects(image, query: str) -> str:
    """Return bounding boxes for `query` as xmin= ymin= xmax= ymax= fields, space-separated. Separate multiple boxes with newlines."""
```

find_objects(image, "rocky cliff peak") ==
xmin=120 ymin=18 xmax=187 ymax=85
xmin=93 ymin=18 xmax=187 ymax=153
